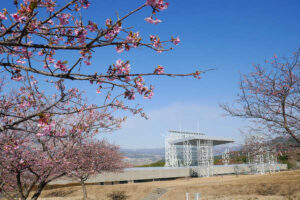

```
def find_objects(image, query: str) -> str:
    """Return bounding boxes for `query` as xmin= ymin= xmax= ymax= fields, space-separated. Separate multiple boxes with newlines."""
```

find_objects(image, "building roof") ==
xmin=168 ymin=130 xmax=205 ymax=135
xmin=169 ymin=135 xmax=234 ymax=146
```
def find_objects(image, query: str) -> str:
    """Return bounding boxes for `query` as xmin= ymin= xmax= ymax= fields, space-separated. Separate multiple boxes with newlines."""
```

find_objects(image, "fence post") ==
xmin=186 ymin=192 xmax=190 ymax=200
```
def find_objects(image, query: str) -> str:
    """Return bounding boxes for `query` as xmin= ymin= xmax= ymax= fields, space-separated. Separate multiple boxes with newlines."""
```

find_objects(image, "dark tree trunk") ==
xmin=31 ymin=181 xmax=47 ymax=200
xmin=16 ymin=173 xmax=26 ymax=200
xmin=80 ymin=178 xmax=88 ymax=200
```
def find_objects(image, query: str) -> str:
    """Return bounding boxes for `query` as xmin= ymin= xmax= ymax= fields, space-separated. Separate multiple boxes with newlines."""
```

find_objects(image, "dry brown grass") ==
xmin=33 ymin=170 xmax=300 ymax=200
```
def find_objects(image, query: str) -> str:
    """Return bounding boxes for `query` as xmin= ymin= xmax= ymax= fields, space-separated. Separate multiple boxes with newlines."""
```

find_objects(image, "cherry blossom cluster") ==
xmin=110 ymin=59 xmax=131 ymax=76
xmin=154 ymin=65 xmax=164 ymax=74
xmin=133 ymin=76 xmax=154 ymax=99
xmin=116 ymin=31 xmax=142 ymax=53
xmin=145 ymin=0 xmax=169 ymax=24
xmin=150 ymin=35 xmax=162 ymax=50
xmin=0 ymin=78 xmax=130 ymax=199
xmin=104 ymin=19 xmax=122 ymax=41
xmin=67 ymin=140 xmax=127 ymax=199
xmin=0 ymin=1 xmax=209 ymax=199
xmin=0 ymin=0 xmax=202 ymax=107
xmin=54 ymin=60 xmax=69 ymax=72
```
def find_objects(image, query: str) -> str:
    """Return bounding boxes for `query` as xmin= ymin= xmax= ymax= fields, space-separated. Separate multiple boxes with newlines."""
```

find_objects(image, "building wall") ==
xmin=51 ymin=164 xmax=287 ymax=185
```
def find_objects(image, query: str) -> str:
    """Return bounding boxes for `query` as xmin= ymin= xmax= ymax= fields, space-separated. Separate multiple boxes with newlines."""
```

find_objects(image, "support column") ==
xmin=165 ymin=139 xmax=171 ymax=167
xmin=196 ymin=140 xmax=214 ymax=177
xmin=170 ymin=144 xmax=178 ymax=167
xmin=183 ymin=140 xmax=192 ymax=166
xmin=222 ymin=148 xmax=230 ymax=165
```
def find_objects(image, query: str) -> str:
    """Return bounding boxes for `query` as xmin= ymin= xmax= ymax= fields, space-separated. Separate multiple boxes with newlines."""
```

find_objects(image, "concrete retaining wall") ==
xmin=51 ymin=164 xmax=287 ymax=185
xmin=212 ymin=164 xmax=286 ymax=175
xmin=87 ymin=167 xmax=190 ymax=183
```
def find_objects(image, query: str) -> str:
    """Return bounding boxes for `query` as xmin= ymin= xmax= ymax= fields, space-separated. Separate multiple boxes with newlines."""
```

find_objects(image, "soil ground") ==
xmin=34 ymin=170 xmax=300 ymax=200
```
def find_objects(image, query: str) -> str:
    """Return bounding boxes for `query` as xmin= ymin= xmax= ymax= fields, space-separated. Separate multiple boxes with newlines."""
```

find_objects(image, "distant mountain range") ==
xmin=121 ymin=148 xmax=165 ymax=156
xmin=271 ymin=135 xmax=300 ymax=147
xmin=121 ymin=148 xmax=165 ymax=166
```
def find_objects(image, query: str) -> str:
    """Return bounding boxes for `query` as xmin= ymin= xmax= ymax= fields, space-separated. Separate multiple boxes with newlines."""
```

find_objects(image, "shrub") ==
xmin=107 ymin=191 xmax=129 ymax=200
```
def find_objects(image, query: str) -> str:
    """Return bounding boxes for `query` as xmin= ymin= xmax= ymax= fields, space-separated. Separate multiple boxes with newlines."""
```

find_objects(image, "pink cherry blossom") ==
xmin=75 ymin=29 xmax=88 ymax=45
xmin=172 ymin=37 xmax=180 ymax=45
xmin=87 ymin=21 xmax=97 ymax=32
xmin=23 ymin=0 xmax=33 ymax=4
xmin=114 ymin=59 xmax=130 ymax=75
xmin=43 ymin=0 xmax=56 ymax=12
xmin=11 ymin=13 xmax=27 ymax=23
xmin=105 ymin=18 xmax=112 ymax=27
xmin=48 ymin=56 xmax=55 ymax=64
xmin=57 ymin=13 xmax=71 ymax=25
xmin=134 ymin=76 xmax=148 ymax=96
xmin=125 ymin=76 xmax=131 ymax=82
xmin=55 ymin=60 xmax=69 ymax=72
xmin=153 ymin=39 xmax=160 ymax=48
xmin=150 ymin=35 xmax=156 ymax=40
xmin=79 ymin=0 xmax=91 ymax=8
xmin=37 ymin=121 xmax=56 ymax=137
xmin=11 ymin=75 xmax=24 ymax=81
xmin=124 ymin=89 xmax=135 ymax=100
xmin=145 ymin=16 xmax=162 ymax=24
xmin=115 ymin=59 xmax=122 ymax=69
xmin=48 ymin=19 xmax=54 ymax=25
xmin=16 ymin=59 xmax=26 ymax=64
xmin=193 ymin=70 xmax=201 ymax=79
xmin=18 ymin=100 xmax=31 ymax=109
xmin=116 ymin=44 xmax=125 ymax=53
xmin=154 ymin=65 xmax=164 ymax=74
xmin=146 ymin=0 xmax=158 ymax=6
xmin=38 ymin=50 xmax=44 ymax=56
xmin=125 ymin=31 xmax=141 ymax=49
xmin=84 ymin=60 xmax=91 ymax=65
xmin=104 ymin=24 xmax=122 ymax=40
xmin=146 ymin=0 xmax=169 ymax=10
xmin=0 ymin=12 xmax=7 ymax=20
xmin=144 ymin=85 xmax=154 ymax=99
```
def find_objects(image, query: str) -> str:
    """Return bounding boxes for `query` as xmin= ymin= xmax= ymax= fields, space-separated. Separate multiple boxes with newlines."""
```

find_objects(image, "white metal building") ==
xmin=165 ymin=130 xmax=234 ymax=176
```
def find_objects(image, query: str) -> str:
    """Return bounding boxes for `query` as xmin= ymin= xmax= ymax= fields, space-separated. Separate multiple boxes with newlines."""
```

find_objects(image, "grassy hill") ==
xmin=136 ymin=160 xmax=165 ymax=167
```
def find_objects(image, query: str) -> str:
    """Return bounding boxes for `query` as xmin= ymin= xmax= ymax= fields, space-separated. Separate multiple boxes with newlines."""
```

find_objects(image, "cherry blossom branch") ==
xmin=221 ymin=49 xmax=300 ymax=144
xmin=0 ymin=62 xmax=210 ymax=79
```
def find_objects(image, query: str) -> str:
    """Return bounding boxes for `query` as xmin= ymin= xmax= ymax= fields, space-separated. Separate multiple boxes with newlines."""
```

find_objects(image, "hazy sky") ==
xmin=3 ymin=0 xmax=300 ymax=148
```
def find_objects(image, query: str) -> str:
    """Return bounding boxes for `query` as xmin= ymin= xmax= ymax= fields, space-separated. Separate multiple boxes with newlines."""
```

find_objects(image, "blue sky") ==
xmin=98 ymin=0 xmax=300 ymax=148
xmin=3 ymin=0 xmax=300 ymax=148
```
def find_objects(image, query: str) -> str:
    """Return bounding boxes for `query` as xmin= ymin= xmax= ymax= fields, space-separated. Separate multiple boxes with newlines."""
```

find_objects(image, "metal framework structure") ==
xmin=165 ymin=130 xmax=234 ymax=177
xmin=222 ymin=148 xmax=230 ymax=165
xmin=196 ymin=140 xmax=214 ymax=177
xmin=266 ymin=151 xmax=278 ymax=173
xmin=245 ymin=134 xmax=279 ymax=174
xmin=183 ymin=140 xmax=192 ymax=166
xmin=248 ymin=147 xmax=279 ymax=174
